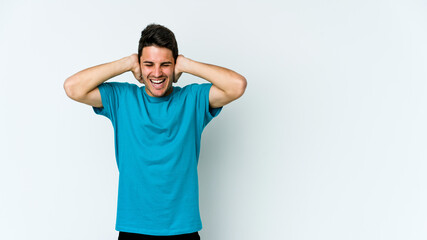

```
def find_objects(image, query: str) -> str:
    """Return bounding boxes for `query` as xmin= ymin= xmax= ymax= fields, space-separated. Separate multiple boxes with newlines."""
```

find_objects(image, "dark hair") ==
xmin=138 ymin=23 xmax=178 ymax=64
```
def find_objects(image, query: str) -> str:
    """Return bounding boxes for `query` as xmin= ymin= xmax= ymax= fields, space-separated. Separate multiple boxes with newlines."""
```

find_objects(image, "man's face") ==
xmin=140 ymin=45 xmax=175 ymax=97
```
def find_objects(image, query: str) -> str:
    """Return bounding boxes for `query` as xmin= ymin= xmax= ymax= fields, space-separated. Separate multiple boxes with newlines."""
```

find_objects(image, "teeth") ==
xmin=151 ymin=79 xmax=165 ymax=84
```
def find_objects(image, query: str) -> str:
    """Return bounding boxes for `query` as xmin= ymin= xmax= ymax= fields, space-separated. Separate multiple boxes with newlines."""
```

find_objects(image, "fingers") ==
xmin=132 ymin=68 xmax=143 ymax=82
xmin=129 ymin=53 xmax=143 ymax=82
xmin=174 ymin=72 xmax=182 ymax=83
xmin=135 ymin=73 xmax=142 ymax=81
xmin=133 ymin=65 xmax=143 ymax=82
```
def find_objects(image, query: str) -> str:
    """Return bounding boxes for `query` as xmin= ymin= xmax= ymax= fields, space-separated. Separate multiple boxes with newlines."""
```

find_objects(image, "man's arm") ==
xmin=175 ymin=55 xmax=247 ymax=108
xmin=63 ymin=54 xmax=142 ymax=107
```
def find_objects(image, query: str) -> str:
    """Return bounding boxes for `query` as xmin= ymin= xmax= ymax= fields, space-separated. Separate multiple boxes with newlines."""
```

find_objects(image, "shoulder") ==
xmin=180 ymin=83 xmax=198 ymax=91
xmin=99 ymin=81 xmax=137 ymax=94
xmin=180 ymin=83 xmax=212 ymax=96
xmin=101 ymin=81 xmax=135 ymax=88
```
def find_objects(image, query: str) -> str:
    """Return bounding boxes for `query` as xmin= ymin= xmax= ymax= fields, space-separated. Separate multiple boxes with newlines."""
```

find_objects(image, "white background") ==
xmin=1 ymin=0 xmax=426 ymax=239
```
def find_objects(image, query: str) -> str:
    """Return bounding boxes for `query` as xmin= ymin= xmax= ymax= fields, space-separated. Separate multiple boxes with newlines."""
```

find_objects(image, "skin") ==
xmin=64 ymin=45 xmax=246 ymax=109
xmin=136 ymin=46 xmax=176 ymax=97
xmin=129 ymin=45 xmax=247 ymax=108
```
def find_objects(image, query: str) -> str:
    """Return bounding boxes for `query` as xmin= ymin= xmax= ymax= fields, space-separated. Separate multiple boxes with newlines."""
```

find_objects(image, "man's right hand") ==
xmin=128 ymin=53 xmax=143 ymax=83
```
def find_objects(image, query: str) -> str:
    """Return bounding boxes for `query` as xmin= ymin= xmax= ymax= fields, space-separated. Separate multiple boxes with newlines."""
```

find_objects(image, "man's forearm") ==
xmin=64 ymin=56 xmax=132 ymax=99
xmin=179 ymin=57 xmax=247 ymax=97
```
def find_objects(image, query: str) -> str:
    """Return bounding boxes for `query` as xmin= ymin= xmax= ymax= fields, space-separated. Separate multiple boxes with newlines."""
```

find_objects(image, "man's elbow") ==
xmin=231 ymin=76 xmax=247 ymax=99
xmin=63 ymin=77 xmax=83 ymax=100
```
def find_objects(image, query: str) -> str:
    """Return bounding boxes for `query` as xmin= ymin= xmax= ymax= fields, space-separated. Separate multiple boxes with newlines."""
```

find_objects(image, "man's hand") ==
xmin=174 ymin=55 xmax=187 ymax=83
xmin=128 ymin=53 xmax=143 ymax=83
xmin=64 ymin=55 xmax=136 ymax=106
xmin=172 ymin=55 xmax=247 ymax=108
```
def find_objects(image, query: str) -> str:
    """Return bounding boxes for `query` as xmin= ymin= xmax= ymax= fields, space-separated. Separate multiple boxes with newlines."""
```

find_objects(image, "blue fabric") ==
xmin=92 ymin=82 xmax=222 ymax=236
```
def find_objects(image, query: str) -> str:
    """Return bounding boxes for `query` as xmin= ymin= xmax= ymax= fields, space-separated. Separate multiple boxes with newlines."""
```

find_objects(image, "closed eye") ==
xmin=142 ymin=61 xmax=172 ymax=67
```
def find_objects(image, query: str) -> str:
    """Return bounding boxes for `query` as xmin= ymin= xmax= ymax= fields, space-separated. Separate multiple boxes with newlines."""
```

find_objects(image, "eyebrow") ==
xmin=142 ymin=61 xmax=173 ymax=64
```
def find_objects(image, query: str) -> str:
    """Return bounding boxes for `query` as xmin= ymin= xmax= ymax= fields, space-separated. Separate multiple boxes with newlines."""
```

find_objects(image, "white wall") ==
xmin=1 ymin=0 xmax=426 ymax=239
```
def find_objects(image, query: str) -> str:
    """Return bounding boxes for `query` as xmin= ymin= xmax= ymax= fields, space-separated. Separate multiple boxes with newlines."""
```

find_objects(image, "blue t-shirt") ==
xmin=92 ymin=82 xmax=222 ymax=236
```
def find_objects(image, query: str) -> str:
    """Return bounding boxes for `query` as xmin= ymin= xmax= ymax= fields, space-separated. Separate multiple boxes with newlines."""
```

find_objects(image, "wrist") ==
xmin=179 ymin=56 xmax=193 ymax=73
xmin=122 ymin=55 xmax=134 ymax=72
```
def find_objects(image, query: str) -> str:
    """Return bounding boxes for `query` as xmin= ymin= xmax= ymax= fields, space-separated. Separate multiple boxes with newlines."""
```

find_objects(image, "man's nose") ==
xmin=153 ymin=66 xmax=162 ymax=77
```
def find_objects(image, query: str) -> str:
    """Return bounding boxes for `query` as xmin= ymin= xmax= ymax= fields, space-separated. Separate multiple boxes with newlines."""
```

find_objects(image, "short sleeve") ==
xmin=192 ymin=83 xmax=222 ymax=130
xmin=92 ymin=82 xmax=129 ymax=122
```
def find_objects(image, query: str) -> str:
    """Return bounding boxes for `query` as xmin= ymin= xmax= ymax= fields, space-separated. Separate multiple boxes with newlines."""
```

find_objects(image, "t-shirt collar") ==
xmin=141 ymin=86 xmax=175 ymax=103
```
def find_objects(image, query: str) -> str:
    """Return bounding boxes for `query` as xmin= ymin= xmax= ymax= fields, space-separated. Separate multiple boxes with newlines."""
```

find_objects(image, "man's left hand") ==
xmin=174 ymin=55 xmax=186 ymax=83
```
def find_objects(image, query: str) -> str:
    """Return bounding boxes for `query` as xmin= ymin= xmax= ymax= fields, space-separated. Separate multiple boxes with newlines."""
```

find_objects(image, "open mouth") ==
xmin=150 ymin=79 xmax=165 ymax=84
xmin=150 ymin=78 xmax=166 ymax=89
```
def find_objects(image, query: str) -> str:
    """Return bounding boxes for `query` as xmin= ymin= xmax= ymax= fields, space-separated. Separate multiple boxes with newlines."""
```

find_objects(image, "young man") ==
xmin=63 ymin=24 xmax=246 ymax=239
